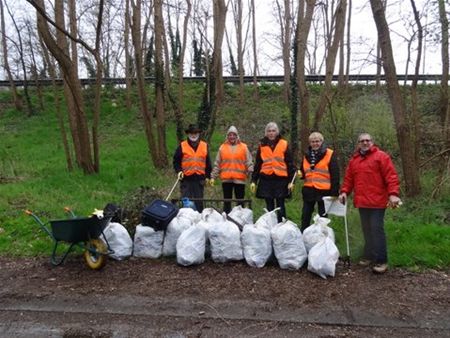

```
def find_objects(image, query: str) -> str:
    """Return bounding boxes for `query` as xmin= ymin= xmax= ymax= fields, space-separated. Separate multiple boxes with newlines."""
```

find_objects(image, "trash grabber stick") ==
xmin=165 ymin=177 xmax=180 ymax=201
xmin=290 ymin=170 xmax=297 ymax=185
xmin=344 ymin=214 xmax=350 ymax=257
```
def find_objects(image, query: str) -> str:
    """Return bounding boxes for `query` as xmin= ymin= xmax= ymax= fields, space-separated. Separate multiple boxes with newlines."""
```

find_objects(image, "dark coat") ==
xmin=251 ymin=136 xmax=296 ymax=199
xmin=300 ymin=144 xmax=340 ymax=202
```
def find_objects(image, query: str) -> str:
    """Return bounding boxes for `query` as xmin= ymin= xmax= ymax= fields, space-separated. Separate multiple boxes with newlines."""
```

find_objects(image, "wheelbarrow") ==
xmin=25 ymin=208 xmax=113 ymax=270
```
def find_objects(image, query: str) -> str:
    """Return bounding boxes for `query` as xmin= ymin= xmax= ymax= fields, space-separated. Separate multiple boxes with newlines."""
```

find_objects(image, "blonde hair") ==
xmin=309 ymin=132 xmax=324 ymax=142
xmin=265 ymin=122 xmax=279 ymax=136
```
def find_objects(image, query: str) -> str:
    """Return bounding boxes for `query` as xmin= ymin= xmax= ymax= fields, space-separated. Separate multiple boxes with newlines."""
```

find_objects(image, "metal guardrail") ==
xmin=0 ymin=74 xmax=446 ymax=87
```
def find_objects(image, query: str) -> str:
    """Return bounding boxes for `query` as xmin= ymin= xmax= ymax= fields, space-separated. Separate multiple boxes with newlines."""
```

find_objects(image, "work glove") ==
xmin=250 ymin=182 xmax=256 ymax=194
xmin=177 ymin=171 xmax=184 ymax=180
xmin=209 ymin=178 xmax=215 ymax=187
xmin=288 ymin=183 xmax=294 ymax=192
xmin=297 ymin=170 xmax=303 ymax=178
xmin=338 ymin=192 xmax=347 ymax=205
xmin=205 ymin=178 xmax=211 ymax=186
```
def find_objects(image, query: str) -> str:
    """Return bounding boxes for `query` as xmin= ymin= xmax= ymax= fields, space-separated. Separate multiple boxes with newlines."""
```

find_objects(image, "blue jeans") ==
xmin=359 ymin=208 xmax=387 ymax=264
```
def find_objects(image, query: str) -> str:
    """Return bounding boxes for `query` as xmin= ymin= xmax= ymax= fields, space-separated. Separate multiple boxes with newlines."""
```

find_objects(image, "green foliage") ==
xmin=0 ymin=84 xmax=449 ymax=270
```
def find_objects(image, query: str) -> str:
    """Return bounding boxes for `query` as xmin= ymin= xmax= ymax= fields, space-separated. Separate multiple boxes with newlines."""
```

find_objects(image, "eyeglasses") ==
xmin=358 ymin=139 xmax=372 ymax=143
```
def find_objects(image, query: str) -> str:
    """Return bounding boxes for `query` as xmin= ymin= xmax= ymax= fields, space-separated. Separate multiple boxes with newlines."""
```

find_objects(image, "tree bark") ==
xmin=438 ymin=0 xmax=449 ymax=143
xmin=154 ymin=0 xmax=168 ymax=167
xmin=296 ymin=0 xmax=316 ymax=155
xmin=250 ymin=0 xmax=259 ymax=100
xmin=369 ymin=0 xmax=421 ymax=196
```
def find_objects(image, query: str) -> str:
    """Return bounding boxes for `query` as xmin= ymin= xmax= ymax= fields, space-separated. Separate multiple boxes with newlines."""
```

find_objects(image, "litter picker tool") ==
xmin=323 ymin=196 xmax=351 ymax=268
xmin=165 ymin=176 xmax=181 ymax=201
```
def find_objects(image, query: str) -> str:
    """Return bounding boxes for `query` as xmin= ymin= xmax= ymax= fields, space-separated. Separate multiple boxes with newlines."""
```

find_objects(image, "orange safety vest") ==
xmin=218 ymin=142 xmax=248 ymax=180
xmin=303 ymin=148 xmax=333 ymax=190
xmin=181 ymin=140 xmax=207 ymax=176
xmin=260 ymin=139 xmax=288 ymax=177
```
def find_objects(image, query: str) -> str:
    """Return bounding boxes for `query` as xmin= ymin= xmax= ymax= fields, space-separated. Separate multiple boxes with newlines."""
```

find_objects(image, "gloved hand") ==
xmin=205 ymin=178 xmax=211 ymax=186
xmin=338 ymin=192 xmax=347 ymax=205
xmin=177 ymin=171 xmax=184 ymax=180
xmin=297 ymin=170 xmax=303 ymax=178
xmin=209 ymin=178 xmax=215 ymax=187
xmin=288 ymin=182 xmax=294 ymax=192
xmin=250 ymin=182 xmax=256 ymax=193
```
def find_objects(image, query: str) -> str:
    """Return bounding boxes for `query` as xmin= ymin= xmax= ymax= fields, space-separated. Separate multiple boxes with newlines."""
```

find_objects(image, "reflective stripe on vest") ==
xmin=303 ymin=148 xmax=333 ymax=190
xmin=260 ymin=139 xmax=288 ymax=177
xmin=219 ymin=142 xmax=248 ymax=180
xmin=181 ymin=140 xmax=207 ymax=176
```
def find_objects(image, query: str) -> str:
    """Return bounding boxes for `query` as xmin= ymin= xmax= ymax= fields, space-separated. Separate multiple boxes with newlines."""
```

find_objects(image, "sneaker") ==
xmin=358 ymin=259 xmax=371 ymax=267
xmin=372 ymin=263 xmax=388 ymax=274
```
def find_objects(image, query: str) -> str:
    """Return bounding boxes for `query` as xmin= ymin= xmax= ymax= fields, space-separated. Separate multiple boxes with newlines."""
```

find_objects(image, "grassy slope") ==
xmin=0 ymin=87 xmax=449 ymax=269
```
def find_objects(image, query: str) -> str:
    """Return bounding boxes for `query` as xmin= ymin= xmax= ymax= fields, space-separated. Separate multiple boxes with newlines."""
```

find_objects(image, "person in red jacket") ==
xmin=339 ymin=133 xmax=401 ymax=274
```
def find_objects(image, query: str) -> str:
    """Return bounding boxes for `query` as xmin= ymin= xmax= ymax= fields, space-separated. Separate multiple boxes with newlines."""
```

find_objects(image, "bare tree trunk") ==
xmin=124 ymin=0 xmax=133 ymax=111
xmin=375 ymin=0 xmax=387 ymax=92
xmin=154 ymin=0 xmax=168 ymax=167
xmin=0 ymin=0 xmax=22 ymax=111
xmin=438 ymin=0 xmax=449 ymax=138
xmin=236 ymin=0 xmax=244 ymax=105
xmin=313 ymin=0 xmax=347 ymax=130
xmin=296 ymin=0 xmax=316 ymax=154
xmin=434 ymin=0 xmax=450 ymax=198
xmin=92 ymin=0 xmax=105 ymax=172
xmin=409 ymin=0 xmax=422 ymax=166
xmin=198 ymin=0 xmax=227 ymax=141
xmin=345 ymin=0 xmax=351 ymax=87
xmin=251 ymin=0 xmax=259 ymax=100
xmin=38 ymin=29 xmax=73 ymax=171
xmin=369 ymin=0 xmax=421 ymax=196
xmin=130 ymin=0 xmax=160 ymax=167
xmin=174 ymin=0 xmax=192 ymax=142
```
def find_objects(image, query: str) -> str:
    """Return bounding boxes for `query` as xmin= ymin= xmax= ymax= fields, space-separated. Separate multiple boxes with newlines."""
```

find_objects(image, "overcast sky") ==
xmin=0 ymin=0 xmax=446 ymax=79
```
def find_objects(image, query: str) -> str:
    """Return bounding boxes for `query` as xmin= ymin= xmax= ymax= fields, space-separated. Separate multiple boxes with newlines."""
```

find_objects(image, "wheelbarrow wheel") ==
xmin=84 ymin=239 xmax=107 ymax=270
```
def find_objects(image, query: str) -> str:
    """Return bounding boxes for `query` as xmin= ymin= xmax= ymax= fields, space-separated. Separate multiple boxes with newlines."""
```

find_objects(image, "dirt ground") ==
xmin=0 ymin=255 xmax=449 ymax=338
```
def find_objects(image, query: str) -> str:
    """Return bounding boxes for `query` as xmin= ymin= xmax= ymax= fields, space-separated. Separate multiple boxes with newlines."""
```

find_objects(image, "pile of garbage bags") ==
xmin=99 ymin=205 xmax=340 ymax=279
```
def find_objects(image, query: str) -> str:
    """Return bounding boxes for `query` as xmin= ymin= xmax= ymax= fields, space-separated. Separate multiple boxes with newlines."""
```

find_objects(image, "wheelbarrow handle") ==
xmin=24 ymin=210 xmax=54 ymax=240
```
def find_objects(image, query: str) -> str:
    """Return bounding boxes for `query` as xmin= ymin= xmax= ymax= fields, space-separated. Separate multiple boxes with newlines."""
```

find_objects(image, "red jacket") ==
xmin=340 ymin=145 xmax=400 ymax=208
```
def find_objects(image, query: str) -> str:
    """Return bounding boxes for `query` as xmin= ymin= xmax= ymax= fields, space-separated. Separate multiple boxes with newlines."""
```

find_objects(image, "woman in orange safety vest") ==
xmin=251 ymin=122 xmax=296 ymax=223
xmin=211 ymin=126 xmax=254 ymax=213
xmin=299 ymin=132 xmax=340 ymax=231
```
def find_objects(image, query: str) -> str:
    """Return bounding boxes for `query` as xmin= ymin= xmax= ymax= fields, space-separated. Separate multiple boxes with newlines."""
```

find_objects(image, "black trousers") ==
xmin=264 ymin=198 xmax=286 ymax=223
xmin=301 ymin=200 xmax=326 ymax=232
xmin=222 ymin=182 xmax=245 ymax=213
xmin=180 ymin=179 xmax=205 ymax=211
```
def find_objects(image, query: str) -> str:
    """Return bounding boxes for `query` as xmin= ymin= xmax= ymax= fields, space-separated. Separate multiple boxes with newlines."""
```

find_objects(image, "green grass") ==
xmin=0 ymin=86 xmax=449 ymax=270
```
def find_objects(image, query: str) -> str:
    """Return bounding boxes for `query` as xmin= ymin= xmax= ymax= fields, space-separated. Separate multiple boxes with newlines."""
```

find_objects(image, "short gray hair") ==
xmin=265 ymin=122 xmax=279 ymax=136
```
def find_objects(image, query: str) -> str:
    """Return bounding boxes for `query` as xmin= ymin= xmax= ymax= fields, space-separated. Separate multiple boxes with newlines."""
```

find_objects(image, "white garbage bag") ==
xmin=303 ymin=214 xmax=335 ymax=252
xmin=162 ymin=214 xmax=193 ymax=256
xmin=176 ymin=225 xmax=206 ymax=266
xmin=307 ymin=237 xmax=340 ymax=279
xmin=177 ymin=207 xmax=201 ymax=224
xmin=133 ymin=225 xmax=164 ymax=258
xmin=209 ymin=214 xmax=243 ymax=263
xmin=201 ymin=208 xmax=223 ymax=224
xmin=228 ymin=205 xmax=253 ymax=226
xmin=271 ymin=220 xmax=307 ymax=270
xmin=241 ymin=223 xmax=272 ymax=268
xmin=254 ymin=208 xmax=279 ymax=231
xmin=101 ymin=222 xmax=133 ymax=260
